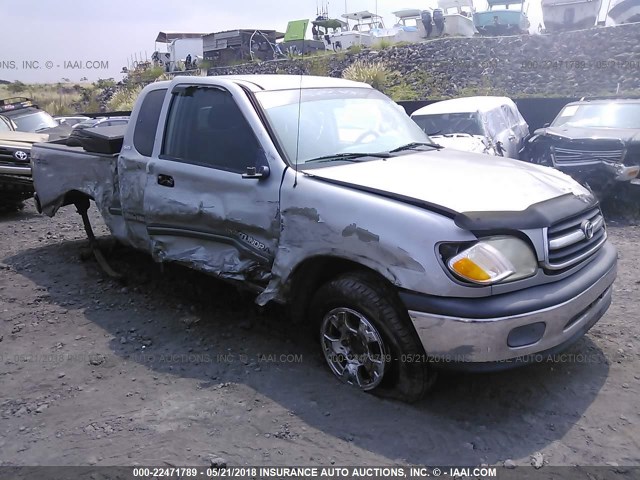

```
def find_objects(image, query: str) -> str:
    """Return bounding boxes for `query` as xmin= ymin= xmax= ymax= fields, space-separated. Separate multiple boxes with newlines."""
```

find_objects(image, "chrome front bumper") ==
xmin=0 ymin=164 xmax=31 ymax=176
xmin=406 ymin=244 xmax=617 ymax=365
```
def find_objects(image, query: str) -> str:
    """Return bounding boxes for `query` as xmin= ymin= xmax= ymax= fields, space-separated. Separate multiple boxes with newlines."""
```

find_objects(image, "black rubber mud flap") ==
xmin=76 ymin=202 xmax=122 ymax=280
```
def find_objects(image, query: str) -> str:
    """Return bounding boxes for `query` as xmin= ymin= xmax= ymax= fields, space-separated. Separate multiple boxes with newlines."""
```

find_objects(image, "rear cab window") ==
xmin=133 ymin=89 xmax=167 ymax=157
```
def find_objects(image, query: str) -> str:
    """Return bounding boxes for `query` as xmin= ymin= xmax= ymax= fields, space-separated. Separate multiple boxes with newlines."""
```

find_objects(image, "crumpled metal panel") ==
xmin=150 ymin=236 xmax=270 ymax=282
xmin=141 ymin=157 xmax=280 ymax=285
xmin=31 ymin=143 xmax=128 ymax=239
xmin=256 ymin=169 xmax=482 ymax=305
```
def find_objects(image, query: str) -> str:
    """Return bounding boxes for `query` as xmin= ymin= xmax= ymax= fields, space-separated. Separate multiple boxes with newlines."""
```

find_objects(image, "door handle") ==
xmin=157 ymin=174 xmax=174 ymax=188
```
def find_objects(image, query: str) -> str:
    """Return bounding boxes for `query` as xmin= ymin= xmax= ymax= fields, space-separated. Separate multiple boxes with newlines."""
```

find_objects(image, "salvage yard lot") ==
xmin=0 ymin=203 xmax=639 ymax=467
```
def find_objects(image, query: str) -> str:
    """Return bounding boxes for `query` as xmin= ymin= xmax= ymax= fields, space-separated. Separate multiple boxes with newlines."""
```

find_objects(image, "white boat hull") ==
xmin=542 ymin=0 xmax=601 ymax=31
xmin=324 ymin=31 xmax=373 ymax=50
xmin=608 ymin=0 xmax=640 ymax=23
xmin=324 ymin=11 xmax=475 ymax=50
xmin=443 ymin=14 xmax=477 ymax=36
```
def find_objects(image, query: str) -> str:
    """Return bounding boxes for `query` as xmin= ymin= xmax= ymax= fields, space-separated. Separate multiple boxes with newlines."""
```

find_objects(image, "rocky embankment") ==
xmin=209 ymin=23 xmax=640 ymax=99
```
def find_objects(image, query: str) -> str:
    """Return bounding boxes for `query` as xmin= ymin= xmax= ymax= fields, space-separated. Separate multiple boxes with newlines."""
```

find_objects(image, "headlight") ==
xmin=443 ymin=236 xmax=537 ymax=285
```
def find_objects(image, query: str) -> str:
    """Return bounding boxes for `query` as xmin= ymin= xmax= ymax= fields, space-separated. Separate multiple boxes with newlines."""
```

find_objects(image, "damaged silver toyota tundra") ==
xmin=31 ymin=76 xmax=617 ymax=402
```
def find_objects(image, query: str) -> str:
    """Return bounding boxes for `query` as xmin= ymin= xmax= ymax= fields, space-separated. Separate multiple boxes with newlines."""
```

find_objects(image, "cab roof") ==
xmin=156 ymin=75 xmax=372 ymax=93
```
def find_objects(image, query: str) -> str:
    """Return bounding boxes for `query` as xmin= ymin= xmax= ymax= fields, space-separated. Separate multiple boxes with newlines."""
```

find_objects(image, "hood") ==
xmin=430 ymin=134 xmax=490 ymax=154
xmin=0 ymin=131 xmax=50 ymax=145
xmin=536 ymin=125 xmax=640 ymax=144
xmin=305 ymin=149 xmax=592 ymax=214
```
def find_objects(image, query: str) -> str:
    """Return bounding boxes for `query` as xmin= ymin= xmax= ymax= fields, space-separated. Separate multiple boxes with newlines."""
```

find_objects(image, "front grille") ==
xmin=552 ymin=147 xmax=623 ymax=166
xmin=0 ymin=145 xmax=31 ymax=163
xmin=0 ymin=147 xmax=14 ymax=160
xmin=545 ymin=206 xmax=606 ymax=270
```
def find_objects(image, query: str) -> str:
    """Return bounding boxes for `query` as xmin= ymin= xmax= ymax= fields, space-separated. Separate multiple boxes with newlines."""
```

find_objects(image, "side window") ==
xmin=486 ymin=109 xmax=508 ymax=136
xmin=501 ymin=104 xmax=518 ymax=129
xmin=162 ymin=86 xmax=261 ymax=172
xmin=133 ymin=89 xmax=167 ymax=157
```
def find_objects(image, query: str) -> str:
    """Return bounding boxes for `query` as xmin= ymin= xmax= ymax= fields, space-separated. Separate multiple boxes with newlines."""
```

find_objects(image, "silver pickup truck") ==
xmin=31 ymin=75 xmax=617 ymax=402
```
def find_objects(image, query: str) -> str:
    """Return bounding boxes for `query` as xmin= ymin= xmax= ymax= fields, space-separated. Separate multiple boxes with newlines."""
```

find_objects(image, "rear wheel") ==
xmin=310 ymin=272 xmax=435 ymax=402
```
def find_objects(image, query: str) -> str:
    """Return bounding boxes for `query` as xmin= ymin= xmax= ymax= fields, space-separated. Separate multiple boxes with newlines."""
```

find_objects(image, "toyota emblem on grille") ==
xmin=581 ymin=220 xmax=595 ymax=240
xmin=14 ymin=150 xmax=28 ymax=161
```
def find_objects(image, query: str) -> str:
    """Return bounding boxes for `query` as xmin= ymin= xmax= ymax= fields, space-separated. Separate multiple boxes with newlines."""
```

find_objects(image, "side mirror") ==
xmin=242 ymin=165 xmax=270 ymax=180
xmin=543 ymin=122 xmax=550 ymax=128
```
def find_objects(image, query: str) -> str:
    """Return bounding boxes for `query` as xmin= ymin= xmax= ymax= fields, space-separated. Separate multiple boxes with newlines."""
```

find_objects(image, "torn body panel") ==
xmin=31 ymin=143 xmax=128 ymax=239
xmin=141 ymin=155 xmax=280 ymax=283
xmin=116 ymin=152 xmax=152 ymax=250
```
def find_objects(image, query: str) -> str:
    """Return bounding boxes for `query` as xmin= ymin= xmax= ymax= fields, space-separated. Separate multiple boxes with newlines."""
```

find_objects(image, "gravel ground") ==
xmin=0 ymin=203 xmax=639 ymax=468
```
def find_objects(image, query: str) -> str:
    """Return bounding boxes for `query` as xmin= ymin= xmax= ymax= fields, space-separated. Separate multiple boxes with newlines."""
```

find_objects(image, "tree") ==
xmin=6 ymin=81 xmax=27 ymax=94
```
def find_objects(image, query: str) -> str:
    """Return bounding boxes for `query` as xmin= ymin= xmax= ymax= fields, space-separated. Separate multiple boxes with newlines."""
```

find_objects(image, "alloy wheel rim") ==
xmin=320 ymin=307 xmax=387 ymax=391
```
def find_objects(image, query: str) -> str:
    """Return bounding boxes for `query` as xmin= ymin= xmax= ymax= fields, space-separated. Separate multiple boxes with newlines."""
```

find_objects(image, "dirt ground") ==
xmin=0 ymin=202 xmax=639 ymax=468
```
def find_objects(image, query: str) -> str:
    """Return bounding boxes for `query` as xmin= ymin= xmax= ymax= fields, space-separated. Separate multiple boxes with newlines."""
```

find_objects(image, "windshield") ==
xmin=412 ymin=112 xmax=485 ymax=136
xmin=255 ymin=87 xmax=431 ymax=166
xmin=11 ymin=110 xmax=58 ymax=132
xmin=552 ymin=103 xmax=640 ymax=129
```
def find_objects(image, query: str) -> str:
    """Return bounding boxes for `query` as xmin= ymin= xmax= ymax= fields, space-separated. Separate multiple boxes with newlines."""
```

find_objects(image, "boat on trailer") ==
xmin=608 ymin=0 xmax=640 ymax=24
xmin=438 ymin=0 xmax=477 ymax=36
xmin=474 ymin=0 xmax=531 ymax=35
xmin=392 ymin=8 xmax=427 ymax=42
xmin=322 ymin=10 xmax=408 ymax=50
xmin=541 ymin=0 xmax=601 ymax=32
xmin=321 ymin=11 xmax=381 ymax=50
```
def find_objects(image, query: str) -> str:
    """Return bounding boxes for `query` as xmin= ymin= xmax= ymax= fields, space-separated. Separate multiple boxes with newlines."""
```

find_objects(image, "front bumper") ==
xmin=552 ymin=159 xmax=639 ymax=183
xmin=0 ymin=167 xmax=34 ymax=203
xmin=401 ymin=242 xmax=617 ymax=369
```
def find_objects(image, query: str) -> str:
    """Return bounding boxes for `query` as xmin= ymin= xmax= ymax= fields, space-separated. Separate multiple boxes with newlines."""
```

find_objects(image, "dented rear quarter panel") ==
xmin=30 ymin=143 xmax=124 ymax=236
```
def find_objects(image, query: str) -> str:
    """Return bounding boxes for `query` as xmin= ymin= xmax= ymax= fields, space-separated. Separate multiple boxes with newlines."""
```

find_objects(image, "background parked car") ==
xmin=522 ymin=97 xmax=640 ymax=197
xmin=410 ymin=96 xmax=530 ymax=159
xmin=0 ymin=97 xmax=72 ymax=141
xmin=0 ymin=113 xmax=48 ymax=208
xmin=0 ymin=96 xmax=58 ymax=133
xmin=53 ymin=115 xmax=91 ymax=127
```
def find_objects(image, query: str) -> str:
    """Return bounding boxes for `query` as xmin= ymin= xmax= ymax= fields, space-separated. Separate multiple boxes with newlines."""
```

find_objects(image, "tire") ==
xmin=309 ymin=271 xmax=435 ymax=402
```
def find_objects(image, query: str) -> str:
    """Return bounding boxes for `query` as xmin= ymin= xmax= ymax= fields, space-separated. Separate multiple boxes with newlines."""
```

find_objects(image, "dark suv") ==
xmin=523 ymin=98 xmax=640 ymax=197
xmin=0 ymin=97 xmax=58 ymax=132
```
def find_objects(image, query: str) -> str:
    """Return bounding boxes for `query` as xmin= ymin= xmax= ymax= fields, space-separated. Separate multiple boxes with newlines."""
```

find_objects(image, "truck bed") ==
xmin=31 ymin=142 xmax=119 ymax=218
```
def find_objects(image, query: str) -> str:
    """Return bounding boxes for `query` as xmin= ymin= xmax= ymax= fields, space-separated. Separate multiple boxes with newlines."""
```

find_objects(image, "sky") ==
xmin=0 ymin=0 xmax=612 ymax=83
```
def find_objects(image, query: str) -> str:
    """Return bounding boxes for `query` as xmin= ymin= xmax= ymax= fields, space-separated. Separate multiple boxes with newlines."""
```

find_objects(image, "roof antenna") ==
xmin=293 ymin=21 xmax=306 ymax=188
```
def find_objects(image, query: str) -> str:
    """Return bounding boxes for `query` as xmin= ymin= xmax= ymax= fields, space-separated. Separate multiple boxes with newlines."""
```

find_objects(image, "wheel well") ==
xmin=286 ymin=256 xmax=396 ymax=323
xmin=62 ymin=190 xmax=92 ymax=211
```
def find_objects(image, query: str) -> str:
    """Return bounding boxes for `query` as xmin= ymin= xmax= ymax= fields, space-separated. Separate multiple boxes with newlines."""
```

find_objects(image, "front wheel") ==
xmin=310 ymin=272 xmax=435 ymax=402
